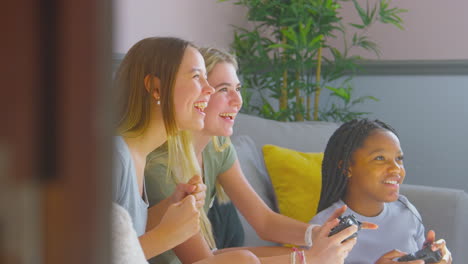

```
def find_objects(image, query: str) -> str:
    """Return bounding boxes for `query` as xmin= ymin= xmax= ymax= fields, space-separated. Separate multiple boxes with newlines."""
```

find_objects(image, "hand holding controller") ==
xmin=397 ymin=246 xmax=442 ymax=263
xmin=328 ymin=214 xmax=362 ymax=242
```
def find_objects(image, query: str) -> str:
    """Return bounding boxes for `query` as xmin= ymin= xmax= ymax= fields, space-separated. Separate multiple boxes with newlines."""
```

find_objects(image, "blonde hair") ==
xmin=115 ymin=37 xmax=215 ymax=248
xmin=199 ymin=47 xmax=239 ymax=204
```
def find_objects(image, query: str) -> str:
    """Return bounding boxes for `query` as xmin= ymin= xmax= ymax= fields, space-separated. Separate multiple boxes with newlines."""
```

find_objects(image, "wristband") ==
xmin=305 ymin=224 xmax=319 ymax=247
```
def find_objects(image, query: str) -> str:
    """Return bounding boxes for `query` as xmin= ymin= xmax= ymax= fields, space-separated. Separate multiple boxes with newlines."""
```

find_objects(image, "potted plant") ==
xmin=220 ymin=0 xmax=406 ymax=122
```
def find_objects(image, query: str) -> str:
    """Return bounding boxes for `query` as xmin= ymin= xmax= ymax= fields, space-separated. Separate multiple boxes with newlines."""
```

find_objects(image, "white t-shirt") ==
xmin=310 ymin=195 xmax=425 ymax=264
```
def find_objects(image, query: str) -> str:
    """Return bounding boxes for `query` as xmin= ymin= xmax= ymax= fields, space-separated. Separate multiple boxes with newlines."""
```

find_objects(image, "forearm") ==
xmin=173 ymin=232 xmax=213 ymax=264
xmin=216 ymin=246 xmax=291 ymax=258
xmin=138 ymin=225 xmax=178 ymax=259
xmin=257 ymin=211 xmax=309 ymax=246
xmin=146 ymin=197 xmax=172 ymax=230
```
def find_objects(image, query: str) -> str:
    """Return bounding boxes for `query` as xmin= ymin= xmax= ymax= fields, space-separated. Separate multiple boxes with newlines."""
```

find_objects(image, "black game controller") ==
xmin=328 ymin=214 xmax=362 ymax=242
xmin=397 ymin=246 xmax=442 ymax=263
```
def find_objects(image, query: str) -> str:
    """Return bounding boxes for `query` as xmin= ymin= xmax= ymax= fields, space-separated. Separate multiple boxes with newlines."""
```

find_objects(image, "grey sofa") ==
xmin=231 ymin=113 xmax=468 ymax=262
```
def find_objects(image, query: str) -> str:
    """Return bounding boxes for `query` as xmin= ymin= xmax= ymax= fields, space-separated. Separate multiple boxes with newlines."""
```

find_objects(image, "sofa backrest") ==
xmin=232 ymin=113 xmax=340 ymax=154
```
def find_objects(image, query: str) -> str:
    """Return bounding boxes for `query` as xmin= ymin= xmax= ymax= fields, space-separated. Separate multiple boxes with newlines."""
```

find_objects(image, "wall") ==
xmin=320 ymin=75 xmax=468 ymax=192
xmin=113 ymin=0 xmax=248 ymax=53
xmin=334 ymin=0 xmax=468 ymax=60
xmin=113 ymin=0 xmax=468 ymax=191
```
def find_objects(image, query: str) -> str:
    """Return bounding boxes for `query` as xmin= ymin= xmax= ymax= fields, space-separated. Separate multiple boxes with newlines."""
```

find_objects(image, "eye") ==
xmin=217 ymin=87 xmax=228 ymax=92
xmin=375 ymin=155 xmax=385 ymax=161
xmin=193 ymin=74 xmax=200 ymax=79
xmin=396 ymin=155 xmax=404 ymax=162
xmin=236 ymin=86 xmax=242 ymax=92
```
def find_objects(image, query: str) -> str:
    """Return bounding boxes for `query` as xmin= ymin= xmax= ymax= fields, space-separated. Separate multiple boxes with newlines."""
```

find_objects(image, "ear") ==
xmin=338 ymin=160 xmax=352 ymax=178
xmin=144 ymin=75 xmax=161 ymax=100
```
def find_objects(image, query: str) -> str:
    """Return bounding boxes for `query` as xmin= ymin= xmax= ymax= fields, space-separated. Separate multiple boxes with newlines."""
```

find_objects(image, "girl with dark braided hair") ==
xmin=310 ymin=119 xmax=452 ymax=264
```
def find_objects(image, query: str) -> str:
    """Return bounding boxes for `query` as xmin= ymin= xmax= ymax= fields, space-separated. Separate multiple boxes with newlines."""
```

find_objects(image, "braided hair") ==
xmin=317 ymin=119 xmax=398 ymax=212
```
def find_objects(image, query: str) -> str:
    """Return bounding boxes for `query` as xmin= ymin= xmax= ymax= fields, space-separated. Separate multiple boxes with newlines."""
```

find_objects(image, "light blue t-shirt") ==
xmin=113 ymin=136 xmax=149 ymax=236
xmin=310 ymin=195 xmax=425 ymax=264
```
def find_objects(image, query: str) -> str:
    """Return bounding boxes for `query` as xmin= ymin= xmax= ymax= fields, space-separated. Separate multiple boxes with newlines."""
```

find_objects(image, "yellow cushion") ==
xmin=262 ymin=144 xmax=323 ymax=223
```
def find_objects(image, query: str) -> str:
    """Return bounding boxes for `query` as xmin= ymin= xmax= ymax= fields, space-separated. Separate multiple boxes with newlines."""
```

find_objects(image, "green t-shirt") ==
xmin=144 ymin=137 xmax=237 ymax=264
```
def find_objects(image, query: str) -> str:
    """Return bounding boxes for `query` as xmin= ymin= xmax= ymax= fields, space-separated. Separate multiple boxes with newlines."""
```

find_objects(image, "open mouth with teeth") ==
xmin=219 ymin=113 xmax=236 ymax=120
xmin=194 ymin=101 xmax=208 ymax=113
xmin=383 ymin=180 xmax=400 ymax=186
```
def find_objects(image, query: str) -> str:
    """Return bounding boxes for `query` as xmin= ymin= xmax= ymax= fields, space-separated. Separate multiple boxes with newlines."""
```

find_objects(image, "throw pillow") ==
xmin=262 ymin=144 xmax=323 ymax=223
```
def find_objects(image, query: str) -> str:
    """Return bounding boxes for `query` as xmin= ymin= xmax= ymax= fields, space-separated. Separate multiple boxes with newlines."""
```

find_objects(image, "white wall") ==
xmin=113 ymin=0 xmax=249 ymax=53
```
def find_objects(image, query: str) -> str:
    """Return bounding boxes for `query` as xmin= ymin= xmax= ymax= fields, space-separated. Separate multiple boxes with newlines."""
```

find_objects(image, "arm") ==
xmin=172 ymin=232 xmax=214 ymax=263
xmin=140 ymin=195 xmax=201 ymax=259
xmin=218 ymin=160 xmax=310 ymax=245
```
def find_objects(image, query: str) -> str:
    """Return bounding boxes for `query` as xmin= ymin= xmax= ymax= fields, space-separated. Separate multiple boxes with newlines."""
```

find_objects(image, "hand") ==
xmin=311 ymin=205 xmax=378 ymax=242
xmin=157 ymin=195 xmax=200 ymax=246
xmin=424 ymin=230 xmax=452 ymax=264
xmin=304 ymin=217 xmax=358 ymax=264
xmin=170 ymin=175 xmax=207 ymax=210
xmin=375 ymin=250 xmax=424 ymax=264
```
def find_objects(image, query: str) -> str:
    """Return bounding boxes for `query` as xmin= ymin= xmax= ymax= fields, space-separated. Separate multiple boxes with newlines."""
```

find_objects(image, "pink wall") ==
xmin=113 ymin=0 xmax=249 ymax=54
xmin=114 ymin=0 xmax=468 ymax=60
xmin=336 ymin=0 xmax=468 ymax=60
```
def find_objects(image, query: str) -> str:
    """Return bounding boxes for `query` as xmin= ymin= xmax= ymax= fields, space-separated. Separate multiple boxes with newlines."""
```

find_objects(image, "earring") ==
xmin=156 ymin=97 xmax=160 ymax=105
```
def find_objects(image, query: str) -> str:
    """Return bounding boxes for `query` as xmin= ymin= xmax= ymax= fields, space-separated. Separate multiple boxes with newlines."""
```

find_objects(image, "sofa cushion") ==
xmin=262 ymin=144 xmax=323 ymax=223
xmin=231 ymin=135 xmax=279 ymax=247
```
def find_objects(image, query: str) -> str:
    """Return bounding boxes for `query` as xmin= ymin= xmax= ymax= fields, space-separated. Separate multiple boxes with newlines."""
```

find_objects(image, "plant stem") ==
xmin=313 ymin=45 xmax=323 ymax=121
xmin=295 ymin=71 xmax=303 ymax=121
xmin=280 ymin=31 xmax=288 ymax=115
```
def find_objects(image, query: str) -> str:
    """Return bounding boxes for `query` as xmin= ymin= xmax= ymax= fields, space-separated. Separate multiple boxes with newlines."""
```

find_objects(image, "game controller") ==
xmin=328 ymin=214 xmax=362 ymax=242
xmin=397 ymin=246 xmax=442 ymax=263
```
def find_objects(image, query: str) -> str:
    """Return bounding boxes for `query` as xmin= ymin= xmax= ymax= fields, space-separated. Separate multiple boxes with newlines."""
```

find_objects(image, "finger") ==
xmin=339 ymin=236 xmax=357 ymax=253
xmin=361 ymin=221 xmax=379 ymax=230
xmin=180 ymin=194 xmax=197 ymax=208
xmin=329 ymin=225 xmax=358 ymax=244
xmin=178 ymin=183 xmax=197 ymax=193
xmin=193 ymin=183 xmax=207 ymax=194
xmin=188 ymin=175 xmax=203 ymax=185
xmin=193 ymin=192 xmax=205 ymax=203
xmin=380 ymin=249 xmax=407 ymax=259
xmin=319 ymin=218 xmax=339 ymax=237
xmin=325 ymin=205 xmax=347 ymax=223
xmin=424 ymin=230 xmax=436 ymax=246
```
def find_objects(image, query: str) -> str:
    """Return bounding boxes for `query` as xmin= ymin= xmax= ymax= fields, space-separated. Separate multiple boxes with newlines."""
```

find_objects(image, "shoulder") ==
xmin=391 ymin=194 xmax=423 ymax=223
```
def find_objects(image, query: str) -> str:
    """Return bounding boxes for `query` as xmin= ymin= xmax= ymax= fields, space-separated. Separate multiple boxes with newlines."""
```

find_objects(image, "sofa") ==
xmin=231 ymin=113 xmax=468 ymax=262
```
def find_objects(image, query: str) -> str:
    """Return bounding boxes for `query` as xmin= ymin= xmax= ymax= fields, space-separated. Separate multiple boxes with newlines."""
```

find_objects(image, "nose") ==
xmin=202 ymin=78 xmax=215 ymax=95
xmin=229 ymin=90 xmax=243 ymax=110
xmin=388 ymin=159 xmax=404 ymax=174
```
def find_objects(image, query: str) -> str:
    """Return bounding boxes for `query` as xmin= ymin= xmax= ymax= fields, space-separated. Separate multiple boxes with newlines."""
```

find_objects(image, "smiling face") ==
xmin=202 ymin=62 xmax=242 ymax=137
xmin=172 ymin=46 xmax=214 ymax=131
xmin=345 ymin=129 xmax=406 ymax=213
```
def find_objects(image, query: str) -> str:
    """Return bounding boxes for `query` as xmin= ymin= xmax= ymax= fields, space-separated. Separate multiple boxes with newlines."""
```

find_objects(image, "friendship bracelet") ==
xmin=291 ymin=247 xmax=307 ymax=264
xmin=305 ymin=224 xmax=319 ymax=248
xmin=290 ymin=249 xmax=296 ymax=264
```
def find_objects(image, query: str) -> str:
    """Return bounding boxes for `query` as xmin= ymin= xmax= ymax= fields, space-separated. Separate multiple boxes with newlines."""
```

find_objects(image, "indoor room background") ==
xmin=113 ymin=0 xmax=468 ymax=192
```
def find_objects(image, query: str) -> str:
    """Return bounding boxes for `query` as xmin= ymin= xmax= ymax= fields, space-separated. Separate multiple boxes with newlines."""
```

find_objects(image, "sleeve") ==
xmin=112 ymin=153 xmax=125 ymax=204
xmin=144 ymin=148 xmax=176 ymax=207
xmin=217 ymin=137 xmax=238 ymax=175
xmin=309 ymin=208 xmax=330 ymax=225
xmin=415 ymin=220 xmax=426 ymax=248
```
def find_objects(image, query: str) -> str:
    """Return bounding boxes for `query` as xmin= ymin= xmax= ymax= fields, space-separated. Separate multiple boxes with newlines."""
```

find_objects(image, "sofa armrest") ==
xmin=400 ymin=184 xmax=468 ymax=262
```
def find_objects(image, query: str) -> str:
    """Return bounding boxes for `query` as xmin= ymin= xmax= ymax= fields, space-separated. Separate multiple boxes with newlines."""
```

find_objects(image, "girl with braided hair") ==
xmin=310 ymin=119 xmax=452 ymax=264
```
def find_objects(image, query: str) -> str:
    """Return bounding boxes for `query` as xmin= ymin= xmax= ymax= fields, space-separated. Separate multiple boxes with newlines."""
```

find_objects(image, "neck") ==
xmin=343 ymin=190 xmax=384 ymax=217
xmin=192 ymin=130 xmax=212 ymax=156
xmin=121 ymin=110 xmax=167 ymax=158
